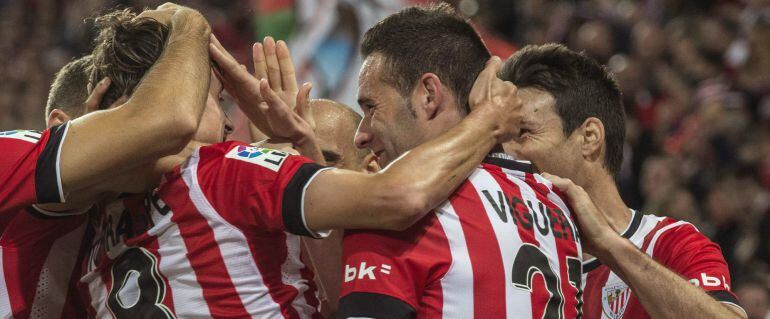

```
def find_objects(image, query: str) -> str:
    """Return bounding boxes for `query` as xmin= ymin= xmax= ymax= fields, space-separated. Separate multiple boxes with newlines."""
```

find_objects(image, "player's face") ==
xmin=354 ymin=55 xmax=424 ymax=167
xmin=313 ymin=102 xmax=364 ymax=170
xmin=503 ymin=87 xmax=583 ymax=179
xmin=192 ymin=70 xmax=233 ymax=144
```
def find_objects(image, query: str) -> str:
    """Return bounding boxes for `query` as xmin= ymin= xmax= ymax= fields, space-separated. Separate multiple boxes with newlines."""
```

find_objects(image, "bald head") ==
xmin=311 ymin=99 xmax=371 ymax=171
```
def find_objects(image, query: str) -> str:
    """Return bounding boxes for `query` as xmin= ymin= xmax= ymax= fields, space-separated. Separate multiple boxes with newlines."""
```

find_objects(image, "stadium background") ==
xmin=1 ymin=0 xmax=769 ymax=317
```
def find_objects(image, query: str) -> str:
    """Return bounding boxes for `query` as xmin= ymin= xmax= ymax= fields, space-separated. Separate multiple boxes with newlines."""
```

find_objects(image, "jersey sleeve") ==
xmin=0 ymin=123 xmax=69 ymax=213
xmin=338 ymin=216 xmax=447 ymax=318
xmin=193 ymin=142 xmax=332 ymax=237
xmin=653 ymin=223 xmax=742 ymax=308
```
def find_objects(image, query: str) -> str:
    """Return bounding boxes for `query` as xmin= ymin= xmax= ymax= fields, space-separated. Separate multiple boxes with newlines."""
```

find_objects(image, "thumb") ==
xmin=295 ymin=82 xmax=313 ymax=120
xmin=85 ymin=77 xmax=111 ymax=112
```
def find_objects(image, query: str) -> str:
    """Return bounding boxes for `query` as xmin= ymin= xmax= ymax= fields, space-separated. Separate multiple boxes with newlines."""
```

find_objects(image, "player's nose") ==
xmin=354 ymin=121 xmax=373 ymax=149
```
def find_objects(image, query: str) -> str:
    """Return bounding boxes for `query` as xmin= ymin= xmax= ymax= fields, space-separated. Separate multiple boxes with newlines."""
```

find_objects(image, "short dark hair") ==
xmin=46 ymin=55 xmax=93 ymax=118
xmin=360 ymin=3 xmax=490 ymax=114
xmin=89 ymin=9 xmax=169 ymax=109
xmin=501 ymin=44 xmax=626 ymax=176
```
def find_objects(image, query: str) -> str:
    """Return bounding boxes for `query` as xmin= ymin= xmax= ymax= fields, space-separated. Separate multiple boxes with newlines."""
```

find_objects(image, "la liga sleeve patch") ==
xmin=224 ymin=145 xmax=289 ymax=172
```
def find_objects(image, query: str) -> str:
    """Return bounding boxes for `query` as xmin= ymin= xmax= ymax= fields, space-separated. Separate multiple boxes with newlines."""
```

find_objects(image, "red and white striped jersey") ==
xmin=338 ymin=155 xmax=583 ymax=319
xmin=79 ymin=141 xmax=330 ymax=319
xmin=0 ymin=123 xmax=91 ymax=319
xmin=582 ymin=210 xmax=745 ymax=319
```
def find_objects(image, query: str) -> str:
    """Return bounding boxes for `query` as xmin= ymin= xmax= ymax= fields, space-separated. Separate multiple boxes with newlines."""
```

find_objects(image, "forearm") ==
xmin=379 ymin=108 xmax=499 ymax=212
xmin=599 ymin=238 xmax=744 ymax=319
xmin=127 ymin=10 xmax=211 ymax=144
xmin=60 ymin=11 xmax=210 ymax=194
xmin=305 ymin=110 xmax=499 ymax=232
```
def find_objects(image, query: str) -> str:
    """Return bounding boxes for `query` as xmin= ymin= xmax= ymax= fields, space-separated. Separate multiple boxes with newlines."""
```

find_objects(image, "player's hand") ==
xmin=258 ymin=79 xmax=324 ymax=163
xmin=540 ymin=173 xmax=622 ymax=258
xmin=210 ymin=35 xmax=317 ymax=141
xmin=84 ymin=77 xmax=128 ymax=112
xmin=138 ymin=3 xmax=209 ymax=36
xmin=209 ymin=35 xmax=273 ymax=135
xmin=468 ymin=56 xmax=523 ymax=144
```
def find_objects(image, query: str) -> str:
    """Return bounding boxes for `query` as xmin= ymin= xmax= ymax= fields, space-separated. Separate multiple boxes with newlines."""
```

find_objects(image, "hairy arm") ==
xmin=543 ymin=174 xmax=746 ymax=319
xmin=304 ymin=109 xmax=505 ymax=231
xmin=58 ymin=7 xmax=211 ymax=205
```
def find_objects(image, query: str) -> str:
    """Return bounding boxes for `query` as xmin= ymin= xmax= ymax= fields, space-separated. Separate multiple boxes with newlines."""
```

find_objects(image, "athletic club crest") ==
xmin=602 ymin=282 xmax=632 ymax=319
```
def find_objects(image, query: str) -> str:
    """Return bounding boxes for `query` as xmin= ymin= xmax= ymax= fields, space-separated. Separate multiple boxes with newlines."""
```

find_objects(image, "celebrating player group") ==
xmin=0 ymin=2 xmax=749 ymax=319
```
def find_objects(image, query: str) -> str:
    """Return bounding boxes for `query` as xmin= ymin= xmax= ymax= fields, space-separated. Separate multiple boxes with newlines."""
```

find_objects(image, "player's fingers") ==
xmin=276 ymin=40 xmax=298 ymax=94
xmin=84 ymin=77 xmax=111 ymax=111
xmin=108 ymin=95 xmax=129 ymax=110
xmin=469 ymin=56 xmax=502 ymax=103
xmin=210 ymin=43 xmax=250 ymax=84
xmin=253 ymin=42 xmax=268 ymax=80
xmin=296 ymin=83 xmax=313 ymax=127
xmin=263 ymin=36 xmax=283 ymax=91
xmin=478 ymin=56 xmax=502 ymax=85
xmin=210 ymin=34 xmax=238 ymax=63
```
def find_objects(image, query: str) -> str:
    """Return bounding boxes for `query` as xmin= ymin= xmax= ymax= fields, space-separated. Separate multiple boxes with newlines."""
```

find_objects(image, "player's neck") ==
xmin=581 ymin=173 xmax=632 ymax=235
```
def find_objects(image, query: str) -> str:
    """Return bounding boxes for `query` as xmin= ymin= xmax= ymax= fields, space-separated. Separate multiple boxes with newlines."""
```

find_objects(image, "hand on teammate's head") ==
xmin=137 ymin=2 xmax=209 ymax=35
xmin=468 ymin=56 xmax=524 ymax=144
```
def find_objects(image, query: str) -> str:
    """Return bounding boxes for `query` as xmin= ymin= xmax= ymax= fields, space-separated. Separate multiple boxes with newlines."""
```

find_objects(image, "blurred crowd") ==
xmin=1 ymin=0 xmax=769 ymax=317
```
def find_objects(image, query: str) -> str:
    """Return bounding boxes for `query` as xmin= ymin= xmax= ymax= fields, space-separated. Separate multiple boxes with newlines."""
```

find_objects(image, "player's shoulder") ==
xmin=640 ymin=213 xmax=719 ymax=258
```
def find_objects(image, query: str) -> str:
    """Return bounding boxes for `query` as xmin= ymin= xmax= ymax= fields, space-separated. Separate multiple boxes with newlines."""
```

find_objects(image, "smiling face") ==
xmin=354 ymin=54 xmax=426 ymax=167
xmin=504 ymin=87 xmax=583 ymax=179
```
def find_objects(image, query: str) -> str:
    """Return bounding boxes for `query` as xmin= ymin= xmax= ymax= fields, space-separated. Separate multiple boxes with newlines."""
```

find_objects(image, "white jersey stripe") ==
xmin=0 ymin=247 xmax=11 ymax=318
xmin=508 ymin=175 xmax=566 ymax=319
xmin=29 ymin=222 xmax=86 ymax=319
xmin=468 ymin=169 xmax=530 ymax=319
xmin=182 ymin=150 xmax=283 ymax=318
xmin=435 ymin=202 xmax=474 ymax=318
xmin=644 ymin=221 xmax=691 ymax=256
xmin=82 ymin=264 xmax=111 ymax=319
xmin=155 ymin=221 xmax=211 ymax=318
xmin=281 ymin=235 xmax=317 ymax=318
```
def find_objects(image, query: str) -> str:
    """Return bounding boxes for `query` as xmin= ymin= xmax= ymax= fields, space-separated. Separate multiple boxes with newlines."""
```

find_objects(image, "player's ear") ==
xmin=414 ymin=73 xmax=445 ymax=121
xmin=47 ymin=109 xmax=72 ymax=128
xmin=361 ymin=152 xmax=380 ymax=174
xmin=580 ymin=117 xmax=604 ymax=163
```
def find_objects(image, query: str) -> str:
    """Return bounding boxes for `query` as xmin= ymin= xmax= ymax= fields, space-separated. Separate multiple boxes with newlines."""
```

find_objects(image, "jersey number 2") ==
xmin=511 ymin=244 xmax=583 ymax=319
xmin=107 ymin=247 xmax=175 ymax=318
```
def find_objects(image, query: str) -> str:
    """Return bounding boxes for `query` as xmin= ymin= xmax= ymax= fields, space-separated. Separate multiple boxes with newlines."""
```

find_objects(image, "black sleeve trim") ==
xmin=282 ymin=162 xmax=327 ymax=237
xmin=337 ymin=292 xmax=416 ymax=319
xmin=26 ymin=204 xmax=90 ymax=219
xmin=35 ymin=122 xmax=69 ymax=203
xmin=708 ymin=290 xmax=740 ymax=305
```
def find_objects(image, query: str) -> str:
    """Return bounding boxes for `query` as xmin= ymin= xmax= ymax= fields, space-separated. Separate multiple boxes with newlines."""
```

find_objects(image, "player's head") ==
xmin=311 ymin=99 xmax=377 ymax=172
xmin=89 ymin=8 xmax=232 ymax=144
xmin=499 ymin=44 xmax=625 ymax=185
xmin=354 ymin=3 xmax=490 ymax=167
xmin=45 ymin=55 xmax=93 ymax=128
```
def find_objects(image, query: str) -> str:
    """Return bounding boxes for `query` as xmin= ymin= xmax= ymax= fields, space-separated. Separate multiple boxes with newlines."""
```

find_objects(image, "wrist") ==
xmin=169 ymin=10 xmax=210 ymax=39
xmin=592 ymin=234 xmax=634 ymax=266
xmin=464 ymin=105 xmax=501 ymax=144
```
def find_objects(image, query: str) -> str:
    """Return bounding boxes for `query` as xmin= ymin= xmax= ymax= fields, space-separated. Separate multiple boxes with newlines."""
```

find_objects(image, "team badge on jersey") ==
xmin=225 ymin=146 xmax=289 ymax=172
xmin=602 ymin=281 xmax=631 ymax=319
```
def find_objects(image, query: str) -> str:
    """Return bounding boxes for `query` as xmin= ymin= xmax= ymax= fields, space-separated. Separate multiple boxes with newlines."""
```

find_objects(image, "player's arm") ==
xmin=304 ymin=58 xmax=520 ymax=232
xmin=543 ymin=174 xmax=747 ymax=319
xmin=57 ymin=5 xmax=211 ymax=206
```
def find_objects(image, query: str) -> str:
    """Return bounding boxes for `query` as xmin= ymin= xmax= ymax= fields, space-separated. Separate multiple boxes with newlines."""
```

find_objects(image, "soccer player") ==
xmin=337 ymin=5 xmax=582 ymax=318
xmin=76 ymin=7 xmax=523 ymax=318
xmin=499 ymin=44 xmax=747 ymax=319
xmin=0 ymin=5 xmax=214 ymax=318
